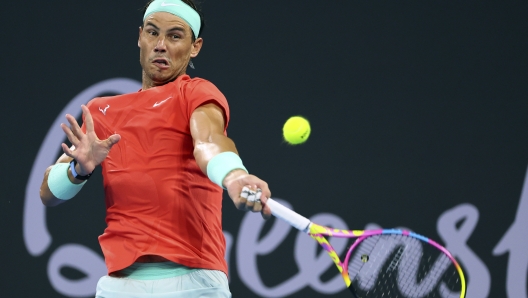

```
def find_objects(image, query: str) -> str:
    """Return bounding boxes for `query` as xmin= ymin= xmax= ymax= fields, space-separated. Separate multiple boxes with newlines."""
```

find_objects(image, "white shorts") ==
xmin=95 ymin=269 xmax=231 ymax=298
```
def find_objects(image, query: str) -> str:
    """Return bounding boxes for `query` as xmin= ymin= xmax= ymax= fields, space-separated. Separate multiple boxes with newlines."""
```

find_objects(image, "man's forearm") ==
xmin=40 ymin=165 xmax=66 ymax=206
xmin=193 ymin=133 xmax=238 ymax=175
xmin=40 ymin=156 xmax=86 ymax=206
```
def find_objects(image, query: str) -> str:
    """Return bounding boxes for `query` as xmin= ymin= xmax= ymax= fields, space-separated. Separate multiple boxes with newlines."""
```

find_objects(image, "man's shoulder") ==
xmin=176 ymin=75 xmax=217 ymax=89
xmin=88 ymin=91 xmax=140 ymax=106
xmin=175 ymin=76 xmax=223 ymax=97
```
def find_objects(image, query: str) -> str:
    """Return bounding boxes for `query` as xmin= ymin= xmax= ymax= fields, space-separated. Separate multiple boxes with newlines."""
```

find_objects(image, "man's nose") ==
xmin=154 ymin=37 xmax=167 ymax=52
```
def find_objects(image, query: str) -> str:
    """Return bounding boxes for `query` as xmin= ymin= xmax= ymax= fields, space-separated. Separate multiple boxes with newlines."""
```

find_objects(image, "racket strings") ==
xmin=347 ymin=234 xmax=462 ymax=298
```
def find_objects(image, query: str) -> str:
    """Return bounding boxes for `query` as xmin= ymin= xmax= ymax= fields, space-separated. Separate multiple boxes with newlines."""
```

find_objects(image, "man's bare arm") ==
xmin=190 ymin=103 xmax=271 ymax=217
xmin=40 ymin=153 xmax=83 ymax=206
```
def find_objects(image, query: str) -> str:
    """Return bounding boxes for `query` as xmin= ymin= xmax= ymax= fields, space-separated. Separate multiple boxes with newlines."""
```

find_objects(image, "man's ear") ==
xmin=190 ymin=38 xmax=204 ymax=58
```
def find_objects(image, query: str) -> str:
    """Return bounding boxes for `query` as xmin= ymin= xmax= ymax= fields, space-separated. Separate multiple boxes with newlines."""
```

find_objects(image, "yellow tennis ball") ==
xmin=283 ymin=116 xmax=311 ymax=145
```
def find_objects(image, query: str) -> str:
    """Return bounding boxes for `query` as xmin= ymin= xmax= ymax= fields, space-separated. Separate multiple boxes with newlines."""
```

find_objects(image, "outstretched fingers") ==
xmin=60 ymin=122 xmax=80 ymax=148
xmin=61 ymin=143 xmax=75 ymax=158
xmin=56 ymin=104 xmax=121 ymax=175
xmin=60 ymin=106 xmax=87 ymax=155
xmin=65 ymin=113 xmax=83 ymax=138
xmin=82 ymin=105 xmax=95 ymax=133
xmin=104 ymin=133 xmax=121 ymax=149
xmin=60 ymin=105 xmax=91 ymax=148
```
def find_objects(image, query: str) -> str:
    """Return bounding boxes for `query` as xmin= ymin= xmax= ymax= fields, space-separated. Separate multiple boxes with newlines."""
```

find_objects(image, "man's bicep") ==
xmin=190 ymin=103 xmax=226 ymax=142
xmin=190 ymin=103 xmax=238 ymax=173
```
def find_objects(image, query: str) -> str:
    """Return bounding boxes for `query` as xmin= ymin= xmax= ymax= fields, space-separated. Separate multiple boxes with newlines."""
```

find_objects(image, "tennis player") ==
xmin=39 ymin=0 xmax=271 ymax=297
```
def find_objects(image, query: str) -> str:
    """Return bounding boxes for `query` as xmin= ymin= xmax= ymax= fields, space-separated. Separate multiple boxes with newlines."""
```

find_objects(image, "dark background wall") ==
xmin=1 ymin=0 xmax=527 ymax=297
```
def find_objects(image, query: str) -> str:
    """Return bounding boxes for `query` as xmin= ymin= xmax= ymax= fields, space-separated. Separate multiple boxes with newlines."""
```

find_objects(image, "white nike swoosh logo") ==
xmin=161 ymin=2 xmax=181 ymax=7
xmin=153 ymin=97 xmax=172 ymax=107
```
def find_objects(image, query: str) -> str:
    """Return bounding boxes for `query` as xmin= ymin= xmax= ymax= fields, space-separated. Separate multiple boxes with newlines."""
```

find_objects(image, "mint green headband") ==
xmin=144 ymin=0 xmax=201 ymax=39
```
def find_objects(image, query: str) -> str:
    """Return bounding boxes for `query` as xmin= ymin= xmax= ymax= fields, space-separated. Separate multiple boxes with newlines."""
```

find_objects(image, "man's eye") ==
xmin=172 ymin=35 xmax=180 ymax=39
xmin=148 ymin=31 xmax=157 ymax=36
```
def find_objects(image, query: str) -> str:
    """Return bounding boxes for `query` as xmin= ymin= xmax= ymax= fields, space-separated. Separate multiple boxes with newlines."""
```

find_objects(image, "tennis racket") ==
xmin=265 ymin=198 xmax=466 ymax=298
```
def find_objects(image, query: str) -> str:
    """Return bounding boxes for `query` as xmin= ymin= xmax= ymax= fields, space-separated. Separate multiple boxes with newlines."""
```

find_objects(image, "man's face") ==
xmin=138 ymin=12 xmax=202 ymax=88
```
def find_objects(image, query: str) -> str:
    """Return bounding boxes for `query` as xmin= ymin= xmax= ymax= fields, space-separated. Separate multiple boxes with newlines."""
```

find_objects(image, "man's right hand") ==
xmin=40 ymin=104 xmax=121 ymax=206
xmin=60 ymin=104 xmax=121 ymax=175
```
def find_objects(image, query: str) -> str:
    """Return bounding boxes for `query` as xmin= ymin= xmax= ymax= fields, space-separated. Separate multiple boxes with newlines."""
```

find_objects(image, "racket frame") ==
xmin=266 ymin=198 xmax=466 ymax=298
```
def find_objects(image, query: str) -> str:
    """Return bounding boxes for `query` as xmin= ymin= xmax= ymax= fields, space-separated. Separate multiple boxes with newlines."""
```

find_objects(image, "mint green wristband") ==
xmin=48 ymin=163 xmax=86 ymax=200
xmin=207 ymin=152 xmax=248 ymax=189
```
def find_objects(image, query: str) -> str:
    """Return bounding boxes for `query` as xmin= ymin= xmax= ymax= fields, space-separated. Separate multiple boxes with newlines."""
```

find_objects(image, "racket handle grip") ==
xmin=266 ymin=198 xmax=311 ymax=233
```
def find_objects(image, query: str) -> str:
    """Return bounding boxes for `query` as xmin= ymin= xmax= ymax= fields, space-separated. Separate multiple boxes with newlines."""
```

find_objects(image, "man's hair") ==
xmin=141 ymin=0 xmax=205 ymax=42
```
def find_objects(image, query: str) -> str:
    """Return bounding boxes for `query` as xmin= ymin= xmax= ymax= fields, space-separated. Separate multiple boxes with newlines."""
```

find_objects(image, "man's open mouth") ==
xmin=152 ymin=58 xmax=169 ymax=68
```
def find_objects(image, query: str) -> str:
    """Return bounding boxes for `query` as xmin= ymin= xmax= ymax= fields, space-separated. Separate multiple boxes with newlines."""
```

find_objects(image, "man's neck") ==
xmin=141 ymin=71 xmax=186 ymax=90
